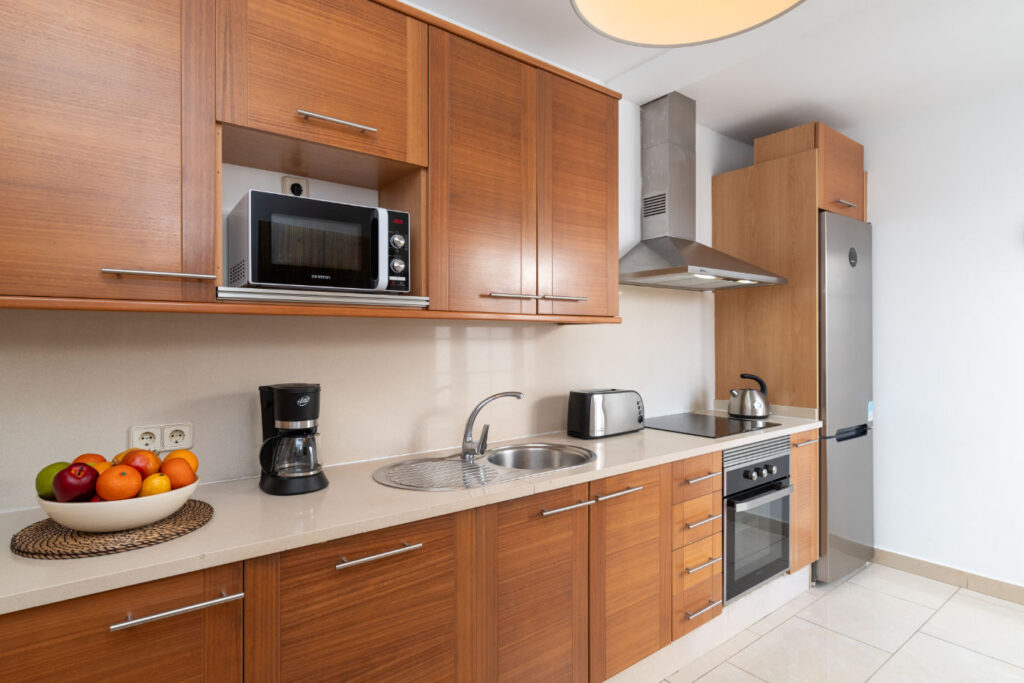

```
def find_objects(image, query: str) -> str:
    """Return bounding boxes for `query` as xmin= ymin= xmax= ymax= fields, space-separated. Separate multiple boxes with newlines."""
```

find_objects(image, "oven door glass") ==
xmin=251 ymin=192 xmax=380 ymax=289
xmin=725 ymin=479 xmax=791 ymax=602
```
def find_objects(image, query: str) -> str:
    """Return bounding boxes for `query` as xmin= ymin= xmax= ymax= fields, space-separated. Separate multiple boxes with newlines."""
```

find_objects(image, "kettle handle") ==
xmin=740 ymin=373 xmax=767 ymax=395
xmin=259 ymin=436 xmax=279 ymax=474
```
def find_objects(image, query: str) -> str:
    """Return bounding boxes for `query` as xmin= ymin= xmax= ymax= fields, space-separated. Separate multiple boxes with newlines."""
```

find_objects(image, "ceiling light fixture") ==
xmin=571 ymin=0 xmax=805 ymax=47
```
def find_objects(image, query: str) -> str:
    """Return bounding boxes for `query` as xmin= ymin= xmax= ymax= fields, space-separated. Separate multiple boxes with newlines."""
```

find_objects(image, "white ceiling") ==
xmin=405 ymin=0 xmax=1024 ymax=141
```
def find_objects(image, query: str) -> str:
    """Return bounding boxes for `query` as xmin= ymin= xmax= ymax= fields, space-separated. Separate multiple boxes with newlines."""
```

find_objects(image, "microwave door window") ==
xmin=258 ymin=214 xmax=372 ymax=288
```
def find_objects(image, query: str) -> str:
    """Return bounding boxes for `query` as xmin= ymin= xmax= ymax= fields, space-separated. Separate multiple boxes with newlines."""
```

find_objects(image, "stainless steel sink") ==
xmin=486 ymin=443 xmax=595 ymax=470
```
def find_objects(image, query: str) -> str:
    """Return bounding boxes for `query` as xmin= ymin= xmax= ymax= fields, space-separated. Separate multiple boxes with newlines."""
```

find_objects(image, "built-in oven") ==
xmin=723 ymin=436 xmax=793 ymax=603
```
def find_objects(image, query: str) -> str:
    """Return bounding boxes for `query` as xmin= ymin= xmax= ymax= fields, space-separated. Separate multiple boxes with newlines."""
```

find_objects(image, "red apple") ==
xmin=122 ymin=450 xmax=161 ymax=479
xmin=52 ymin=464 xmax=98 ymax=502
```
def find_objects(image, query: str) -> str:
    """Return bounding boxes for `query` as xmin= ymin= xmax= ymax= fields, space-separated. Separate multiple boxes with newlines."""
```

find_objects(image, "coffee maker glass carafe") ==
xmin=258 ymin=383 xmax=329 ymax=495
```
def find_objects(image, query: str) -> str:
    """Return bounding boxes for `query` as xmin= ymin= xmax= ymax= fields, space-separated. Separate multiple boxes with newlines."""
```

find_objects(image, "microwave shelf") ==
xmin=216 ymin=287 xmax=429 ymax=309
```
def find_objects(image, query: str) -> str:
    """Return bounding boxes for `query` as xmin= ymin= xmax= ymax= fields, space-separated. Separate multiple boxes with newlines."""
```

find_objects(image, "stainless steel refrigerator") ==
xmin=816 ymin=211 xmax=874 ymax=583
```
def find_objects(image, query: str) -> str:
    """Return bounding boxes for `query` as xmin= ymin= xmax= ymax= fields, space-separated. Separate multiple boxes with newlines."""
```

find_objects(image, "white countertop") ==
xmin=0 ymin=412 xmax=819 ymax=615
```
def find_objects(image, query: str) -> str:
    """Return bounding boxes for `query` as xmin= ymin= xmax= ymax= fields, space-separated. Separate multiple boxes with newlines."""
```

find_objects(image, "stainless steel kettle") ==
xmin=728 ymin=373 xmax=771 ymax=418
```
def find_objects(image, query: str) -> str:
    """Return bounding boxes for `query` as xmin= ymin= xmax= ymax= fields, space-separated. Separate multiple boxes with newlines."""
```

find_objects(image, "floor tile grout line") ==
xmin=791 ymin=615 xmax=901 ymax=656
xmin=915 ymin=630 xmax=1024 ymax=672
xmin=847 ymin=576 xmax=958 ymax=611
xmin=724 ymin=658 xmax=769 ymax=682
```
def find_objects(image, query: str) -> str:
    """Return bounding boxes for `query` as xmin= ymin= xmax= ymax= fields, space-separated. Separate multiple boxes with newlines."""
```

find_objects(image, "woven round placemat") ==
xmin=10 ymin=499 xmax=213 ymax=560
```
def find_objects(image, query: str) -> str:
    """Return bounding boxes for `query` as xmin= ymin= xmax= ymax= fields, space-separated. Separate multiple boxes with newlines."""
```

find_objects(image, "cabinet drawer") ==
xmin=672 ymin=452 xmax=723 ymax=504
xmin=672 ymin=493 xmax=723 ymax=549
xmin=672 ymin=533 xmax=723 ymax=593
xmin=673 ymin=575 xmax=723 ymax=640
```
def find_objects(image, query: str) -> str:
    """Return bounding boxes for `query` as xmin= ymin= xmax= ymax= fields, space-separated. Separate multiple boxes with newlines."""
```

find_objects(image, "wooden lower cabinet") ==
xmin=588 ymin=465 xmax=672 ymax=681
xmin=244 ymin=512 xmax=469 ymax=682
xmin=790 ymin=429 xmax=821 ymax=572
xmin=0 ymin=564 xmax=243 ymax=682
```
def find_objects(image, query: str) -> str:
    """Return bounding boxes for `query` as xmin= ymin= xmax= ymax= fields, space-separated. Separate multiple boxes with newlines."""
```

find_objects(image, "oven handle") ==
xmin=374 ymin=209 xmax=389 ymax=291
xmin=729 ymin=484 xmax=793 ymax=512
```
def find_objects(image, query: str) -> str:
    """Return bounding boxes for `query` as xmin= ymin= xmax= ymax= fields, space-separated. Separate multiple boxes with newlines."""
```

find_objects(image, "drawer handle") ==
xmin=488 ymin=292 xmax=543 ymax=300
xmin=541 ymin=499 xmax=595 ymax=517
xmin=793 ymin=439 xmax=818 ymax=448
xmin=685 ymin=513 xmax=723 ymax=529
xmin=595 ymin=485 xmax=643 ymax=502
xmin=685 ymin=556 xmax=723 ymax=574
xmin=109 ymin=591 xmax=244 ymax=632
xmin=684 ymin=471 xmax=721 ymax=485
xmin=101 ymin=268 xmax=216 ymax=280
xmin=835 ymin=198 xmax=858 ymax=208
xmin=297 ymin=109 xmax=378 ymax=134
xmin=542 ymin=294 xmax=589 ymax=302
xmin=336 ymin=541 xmax=423 ymax=570
xmin=686 ymin=599 xmax=723 ymax=620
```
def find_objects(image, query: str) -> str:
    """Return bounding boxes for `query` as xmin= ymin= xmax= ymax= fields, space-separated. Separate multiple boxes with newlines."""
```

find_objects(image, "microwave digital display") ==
xmin=267 ymin=214 xmax=364 ymax=272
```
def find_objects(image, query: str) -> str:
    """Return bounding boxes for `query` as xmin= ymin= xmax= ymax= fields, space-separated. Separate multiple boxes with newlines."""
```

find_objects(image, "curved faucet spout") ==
xmin=462 ymin=392 xmax=524 ymax=462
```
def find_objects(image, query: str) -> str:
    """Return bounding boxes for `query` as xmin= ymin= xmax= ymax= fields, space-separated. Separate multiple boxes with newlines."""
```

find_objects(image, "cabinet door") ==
xmin=790 ymin=429 xmax=820 ymax=571
xmin=428 ymin=28 xmax=538 ymax=313
xmin=0 ymin=0 xmax=204 ymax=301
xmin=488 ymin=485 xmax=589 ymax=682
xmin=538 ymin=73 xmax=618 ymax=317
xmin=589 ymin=466 xmax=671 ymax=681
xmin=261 ymin=514 xmax=460 ymax=682
xmin=817 ymin=124 xmax=865 ymax=220
xmin=219 ymin=0 xmax=427 ymax=165
xmin=0 ymin=564 xmax=242 ymax=682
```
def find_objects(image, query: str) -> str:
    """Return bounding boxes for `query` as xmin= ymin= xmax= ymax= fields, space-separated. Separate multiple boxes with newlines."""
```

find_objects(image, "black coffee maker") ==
xmin=258 ymin=383 xmax=329 ymax=495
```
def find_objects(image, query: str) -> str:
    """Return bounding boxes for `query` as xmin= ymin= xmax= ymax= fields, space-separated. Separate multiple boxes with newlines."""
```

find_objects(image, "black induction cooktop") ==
xmin=645 ymin=412 xmax=780 ymax=438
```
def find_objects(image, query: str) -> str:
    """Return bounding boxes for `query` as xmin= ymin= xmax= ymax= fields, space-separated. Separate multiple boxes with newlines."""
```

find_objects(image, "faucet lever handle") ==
xmin=476 ymin=423 xmax=490 ymax=456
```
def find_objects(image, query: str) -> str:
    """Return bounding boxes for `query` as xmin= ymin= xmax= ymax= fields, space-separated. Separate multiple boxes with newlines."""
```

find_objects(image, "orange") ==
xmin=72 ymin=453 xmax=106 ymax=465
xmin=164 ymin=449 xmax=198 ymax=473
xmin=139 ymin=472 xmax=172 ymax=497
xmin=88 ymin=461 xmax=113 ymax=475
xmin=160 ymin=458 xmax=196 ymax=489
xmin=95 ymin=465 xmax=143 ymax=501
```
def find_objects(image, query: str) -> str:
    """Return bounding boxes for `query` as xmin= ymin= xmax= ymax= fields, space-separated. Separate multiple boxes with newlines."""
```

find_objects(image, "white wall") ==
xmin=845 ymin=91 xmax=1024 ymax=586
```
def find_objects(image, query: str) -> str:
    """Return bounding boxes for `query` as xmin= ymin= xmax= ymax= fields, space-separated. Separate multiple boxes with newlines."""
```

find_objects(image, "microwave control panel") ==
xmin=385 ymin=210 xmax=410 ymax=293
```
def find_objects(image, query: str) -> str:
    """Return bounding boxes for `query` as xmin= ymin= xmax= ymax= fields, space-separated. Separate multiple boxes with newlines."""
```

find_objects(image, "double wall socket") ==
xmin=130 ymin=422 xmax=194 ymax=451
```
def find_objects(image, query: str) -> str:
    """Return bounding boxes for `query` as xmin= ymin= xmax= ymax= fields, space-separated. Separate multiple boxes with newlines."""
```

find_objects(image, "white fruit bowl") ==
xmin=37 ymin=480 xmax=199 ymax=533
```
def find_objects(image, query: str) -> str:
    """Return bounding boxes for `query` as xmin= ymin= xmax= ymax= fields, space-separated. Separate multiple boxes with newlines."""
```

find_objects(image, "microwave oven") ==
xmin=226 ymin=190 xmax=410 ymax=293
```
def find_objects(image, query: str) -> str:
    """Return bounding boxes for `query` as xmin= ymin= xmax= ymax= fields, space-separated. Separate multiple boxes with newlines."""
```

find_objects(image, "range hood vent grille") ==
xmin=642 ymin=193 xmax=666 ymax=218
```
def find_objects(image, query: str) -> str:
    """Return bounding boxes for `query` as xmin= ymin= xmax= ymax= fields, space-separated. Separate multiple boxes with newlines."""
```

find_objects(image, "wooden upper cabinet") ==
xmin=538 ymin=73 xmax=619 ymax=317
xmin=246 ymin=513 xmax=464 ymax=682
xmin=217 ymin=0 xmax=427 ymax=165
xmin=0 ymin=0 xmax=215 ymax=302
xmin=428 ymin=28 xmax=538 ymax=314
xmin=754 ymin=122 xmax=866 ymax=221
xmin=588 ymin=466 xmax=671 ymax=681
xmin=790 ymin=429 xmax=820 ymax=572
xmin=0 ymin=564 xmax=243 ymax=682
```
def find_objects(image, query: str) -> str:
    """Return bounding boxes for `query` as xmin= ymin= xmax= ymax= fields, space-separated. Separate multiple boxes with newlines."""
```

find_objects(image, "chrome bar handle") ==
xmin=101 ymin=268 xmax=216 ymax=280
xmin=595 ymin=485 xmax=643 ymax=503
xmin=835 ymin=198 xmax=858 ymax=208
xmin=684 ymin=513 xmax=723 ymax=529
xmin=793 ymin=439 xmax=819 ymax=448
xmin=685 ymin=556 xmax=723 ymax=574
xmin=110 ymin=592 xmax=244 ymax=632
xmin=684 ymin=471 xmax=721 ymax=485
xmin=542 ymin=294 xmax=589 ymax=302
xmin=541 ymin=499 xmax=595 ymax=517
xmin=488 ymin=292 xmax=543 ymax=300
xmin=730 ymin=485 xmax=794 ymax=512
xmin=336 ymin=541 xmax=423 ymax=570
xmin=297 ymin=109 xmax=377 ymax=133
xmin=686 ymin=599 xmax=723 ymax=620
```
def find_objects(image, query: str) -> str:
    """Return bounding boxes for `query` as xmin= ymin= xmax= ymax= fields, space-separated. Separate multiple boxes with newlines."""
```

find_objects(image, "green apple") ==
xmin=35 ymin=461 xmax=71 ymax=500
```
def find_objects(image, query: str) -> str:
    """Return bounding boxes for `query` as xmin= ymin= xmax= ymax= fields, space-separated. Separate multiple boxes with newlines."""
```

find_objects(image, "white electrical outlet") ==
xmin=130 ymin=425 xmax=162 ymax=451
xmin=162 ymin=423 xmax=194 ymax=450
xmin=281 ymin=175 xmax=309 ymax=197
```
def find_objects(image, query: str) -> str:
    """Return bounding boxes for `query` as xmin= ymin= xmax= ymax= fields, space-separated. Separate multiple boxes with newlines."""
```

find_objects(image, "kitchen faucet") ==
xmin=461 ymin=391 xmax=524 ymax=463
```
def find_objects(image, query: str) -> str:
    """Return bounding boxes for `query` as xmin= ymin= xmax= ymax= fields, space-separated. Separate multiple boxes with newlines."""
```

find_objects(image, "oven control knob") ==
xmin=390 ymin=233 xmax=406 ymax=249
xmin=759 ymin=467 xmax=769 ymax=478
xmin=768 ymin=464 xmax=778 ymax=475
xmin=743 ymin=469 xmax=759 ymax=481
xmin=390 ymin=258 xmax=406 ymax=274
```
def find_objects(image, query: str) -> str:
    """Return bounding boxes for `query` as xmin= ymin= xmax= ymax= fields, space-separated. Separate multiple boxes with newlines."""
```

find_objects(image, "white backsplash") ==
xmin=0 ymin=285 xmax=713 ymax=511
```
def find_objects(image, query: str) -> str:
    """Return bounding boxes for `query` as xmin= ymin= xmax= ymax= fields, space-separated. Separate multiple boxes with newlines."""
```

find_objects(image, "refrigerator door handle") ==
xmin=795 ymin=424 xmax=870 ymax=447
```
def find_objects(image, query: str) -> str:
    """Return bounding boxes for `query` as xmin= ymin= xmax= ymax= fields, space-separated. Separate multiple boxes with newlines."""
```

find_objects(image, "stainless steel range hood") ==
xmin=619 ymin=93 xmax=786 ymax=291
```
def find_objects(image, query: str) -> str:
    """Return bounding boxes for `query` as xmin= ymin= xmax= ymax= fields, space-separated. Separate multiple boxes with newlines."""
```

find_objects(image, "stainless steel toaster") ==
xmin=567 ymin=389 xmax=645 ymax=439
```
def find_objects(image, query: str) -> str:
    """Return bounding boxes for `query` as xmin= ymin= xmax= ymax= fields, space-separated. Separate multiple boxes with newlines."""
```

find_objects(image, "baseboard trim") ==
xmin=873 ymin=548 xmax=1024 ymax=607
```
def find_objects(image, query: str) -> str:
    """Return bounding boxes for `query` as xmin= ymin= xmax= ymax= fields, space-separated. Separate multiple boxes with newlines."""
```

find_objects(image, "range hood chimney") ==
xmin=619 ymin=93 xmax=786 ymax=291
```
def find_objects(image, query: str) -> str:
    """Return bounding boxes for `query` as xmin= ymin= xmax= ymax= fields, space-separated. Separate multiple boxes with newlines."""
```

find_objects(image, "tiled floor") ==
xmin=661 ymin=564 xmax=1024 ymax=682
